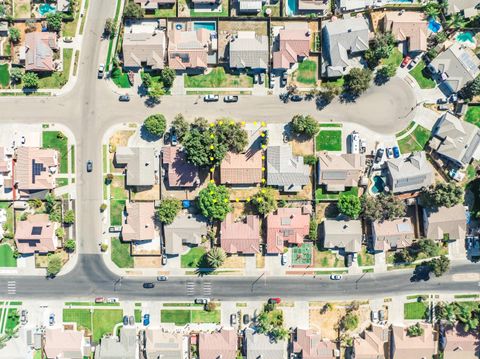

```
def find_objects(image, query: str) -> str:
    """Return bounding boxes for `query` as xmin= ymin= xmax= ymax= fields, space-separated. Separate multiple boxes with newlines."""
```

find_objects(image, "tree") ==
xmin=100 ymin=243 xmax=108 ymax=252
xmin=22 ymin=72 xmax=39 ymax=89
xmin=141 ymin=72 xmax=153 ymax=88
xmin=55 ymin=227 xmax=65 ymax=239
xmin=46 ymin=13 xmax=63 ymax=32
xmin=361 ymin=195 xmax=383 ymax=221
xmin=361 ymin=193 xmax=405 ymax=221
xmin=160 ymin=67 xmax=176 ymax=88
xmin=291 ymin=115 xmax=320 ymax=138
xmin=428 ymin=255 xmax=450 ymax=277
xmin=421 ymin=182 xmax=464 ymax=208
xmin=104 ymin=18 xmax=116 ymax=38
xmin=456 ymin=304 xmax=479 ymax=332
xmin=206 ymin=247 xmax=226 ymax=268
xmin=143 ymin=114 xmax=167 ymax=137
xmin=8 ymin=27 xmax=20 ymax=43
xmin=64 ymin=239 xmax=76 ymax=252
xmin=214 ymin=120 xmax=248 ymax=153
xmin=251 ymin=188 xmax=277 ymax=215
xmin=9 ymin=68 xmax=23 ymax=85
xmin=365 ymin=33 xmax=396 ymax=68
xmin=100 ymin=203 xmax=107 ymax=212
xmin=459 ymin=76 xmax=480 ymax=100
xmin=344 ymin=68 xmax=372 ymax=96
xmin=410 ymin=238 xmax=441 ymax=258
xmin=303 ymin=154 xmax=317 ymax=166
xmin=123 ymin=2 xmax=144 ymax=18
xmin=156 ymin=199 xmax=181 ymax=225
xmin=436 ymin=302 xmax=456 ymax=324
xmin=423 ymin=1 xmax=440 ymax=18
xmin=338 ymin=194 xmax=361 ymax=219
xmin=447 ymin=13 xmax=467 ymax=29
xmin=28 ymin=198 xmax=42 ymax=209
xmin=377 ymin=64 xmax=396 ymax=81
xmin=309 ymin=219 xmax=318 ymax=240
xmin=63 ymin=210 xmax=75 ymax=224
xmin=184 ymin=127 xmax=227 ymax=167
xmin=172 ymin=114 xmax=189 ymax=142
xmin=341 ymin=312 xmax=359 ymax=331
xmin=47 ymin=254 xmax=63 ymax=277
xmin=147 ymin=82 xmax=165 ymax=100
xmin=198 ymin=183 xmax=232 ymax=221
xmin=407 ymin=322 xmax=424 ymax=337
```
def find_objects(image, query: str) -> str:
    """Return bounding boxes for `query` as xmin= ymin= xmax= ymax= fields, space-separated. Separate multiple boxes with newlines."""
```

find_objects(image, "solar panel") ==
xmin=459 ymin=52 xmax=479 ymax=72
xmin=31 ymin=160 xmax=46 ymax=184
xmin=31 ymin=226 xmax=42 ymax=236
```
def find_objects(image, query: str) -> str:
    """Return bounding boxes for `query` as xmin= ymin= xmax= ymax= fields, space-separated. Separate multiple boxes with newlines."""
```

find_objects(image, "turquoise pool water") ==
xmin=286 ymin=0 xmax=297 ymax=16
xmin=428 ymin=18 xmax=441 ymax=33
xmin=39 ymin=3 xmax=56 ymax=15
xmin=456 ymin=32 xmax=475 ymax=44
xmin=371 ymin=176 xmax=385 ymax=194
xmin=193 ymin=22 xmax=216 ymax=32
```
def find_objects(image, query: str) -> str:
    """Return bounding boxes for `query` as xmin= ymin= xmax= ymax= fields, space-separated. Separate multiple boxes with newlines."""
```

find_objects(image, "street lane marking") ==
xmin=186 ymin=281 xmax=195 ymax=296
xmin=7 ymin=281 xmax=16 ymax=295
xmin=203 ymin=282 xmax=211 ymax=295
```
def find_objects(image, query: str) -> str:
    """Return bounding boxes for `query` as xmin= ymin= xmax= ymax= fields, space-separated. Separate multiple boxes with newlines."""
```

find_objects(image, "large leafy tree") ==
xmin=46 ymin=13 xmax=63 ymax=32
xmin=172 ymin=114 xmax=189 ymax=142
xmin=123 ymin=2 xmax=144 ymax=18
xmin=156 ymin=199 xmax=181 ymax=225
xmin=407 ymin=323 xmax=424 ymax=337
xmin=22 ymin=72 xmax=39 ymax=89
xmin=291 ymin=115 xmax=320 ymax=138
xmin=456 ymin=304 xmax=479 ymax=332
xmin=338 ymin=194 xmax=361 ymax=219
xmin=143 ymin=114 xmax=166 ymax=137
xmin=160 ymin=67 xmax=176 ymax=88
xmin=344 ymin=68 xmax=372 ymax=96
xmin=214 ymin=120 xmax=248 ymax=153
xmin=47 ymin=254 xmax=63 ymax=276
xmin=423 ymin=1 xmax=440 ymax=18
xmin=365 ymin=32 xmax=396 ymax=68
xmin=427 ymin=255 xmax=450 ymax=277
xmin=361 ymin=193 xmax=405 ymax=221
xmin=206 ymin=247 xmax=226 ymax=268
xmin=198 ymin=183 xmax=232 ymax=221
xmin=8 ymin=27 xmax=20 ymax=43
xmin=459 ymin=75 xmax=480 ymax=100
xmin=421 ymin=182 xmax=464 ymax=208
xmin=252 ymin=188 xmax=277 ymax=216
xmin=10 ymin=68 xmax=23 ymax=85
xmin=63 ymin=210 xmax=75 ymax=224
xmin=447 ymin=13 xmax=467 ymax=29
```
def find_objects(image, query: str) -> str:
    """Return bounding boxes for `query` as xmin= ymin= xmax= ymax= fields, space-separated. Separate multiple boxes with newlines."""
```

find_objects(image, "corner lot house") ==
xmin=323 ymin=217 xmax=362 ymax=253
xmin=272 ymin=24 xmax=311 ymax=71
xmin=372 ymin=217 xmax=415 ymax=251
xmin=162 ymin=146 xmax=203 ymax=188
xmin=431 ymin=112 xmax=480 ymax=168
xmin=292 ymin=328 xmax=339 ymax=358
xmin=220 ymin=150 xmax=263 ymax=186
xmin=390 ymin=324 xmax=437 ymax=359
xmin=322 ymin=17 xmax=369 ymax=77
xmin=44 ymin=327 xmax=90 ymax=359
xmin=15 ymin=214 xmax=58 ymax=254
xmin=266 ymin=145 xmax=310 ymax=192
xmin=144 ymin=328 xmax=184 ymax=359
xmin=168 ymin=29 xmax=210 ymax=71
xmin=199 ymin=329 xmax=238 ymax=359
xmin=442 ymin=324 xmax=480 ymax=359
xmin=385 ymin=151 xmax=433 ymax=194
xmin=121 ymin=201 xmax=155 ymax=242
xmin=383 ymin=11 xmax=428 ymax=53
xmin=429 ymin=43 xmax=480 ymax=93
xmin=122 ymin=21 xmax=166 ymax=71
xmin=447 ymin=0 xmax=480 ymax=18
xmin=94 ymin=327 xmax=138 ymax=359
xmin=164 ymin=213 xmax=207 ymax=255
xmin=24 ymin=32 xmax=58 ymax=72
xmin=221 ymin=213 xmax=261 ymax=255
xmin=229 ymin=32 xmax=269 ymax=72
xmin=266 ymin=207 xmax=310 ymax=254
xmin=134 ymin=0 xmax=176 ymax=13
xmin=423 ymin=204 xmax=466 ymax=241
xmin=353 ymin=324 xmax=389 ymax=359
xmin=244 ymin=328 xmax=287 ymax=359
xmin=115 ymin=147 xmax=158 ymax=187
xmin=317 ymin=152 xmax=365 ymax=192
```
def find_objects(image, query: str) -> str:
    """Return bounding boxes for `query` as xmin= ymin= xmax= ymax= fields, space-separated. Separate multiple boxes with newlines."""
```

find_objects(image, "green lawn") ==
xmin=404 ymin=301 xmax=428 ymax=320
xmin=0 ymin=202 xmax=14 ymax=234
xmin=5 ymin=308 xmax=19 ymax=331
xmin=381 ymin=48 xmax=403 ymax=68
xmin=296 ymin=60 xmax=317 ymax=85
xmin=189 ymin=0 xmax=228 ymax=16
xmin=314 ymin=248 xmax=346 ymax=268
xmin=70 ymin=145 xmax=75 ymax=173
xmin=63 ymin=308 xmax=123 ymax=343
xmin=111 ymin=238 xmax=133 ymax=268
xmin=42 ymin=131 xmax=69 ymax=173
xmin=110 ymin=199 xmax=125 ymax=226
xmin=110 ymin=176 xmax=128 ymax=200
xmin=357 ymin=247 xmax=374 ymax=267
xmin=161 ymin=309 xmax=220 ymax=325
xmin=184 ymin=68 xmax=253 ymax=88
xmin=465 ymin=106 xmax=480 ymax=127
xmin=0 ymin=64 xmax=10 ymax=88
xmin=181 ymin=247 xmax=206 ymax=268
xmin=56 ymin=178 xmax=69 ymax=187
xmin=79 ymin=0 xmax=89 ymax=34
xmin=316 ymin=130 xmax=342 ymax=151
xmin=395 ymin=121 xmax=416 ymax=138
xmin=111 ymin=68 xmax=131 ymax=89
xmin=315 ymin=186 xmax=358 ymax=202
xmin=154 ymin=4 xmax=176 ymax=16
xmin=396 ymin=124 xmax=431 ymax=154
xmin=409 ymin=61 xmax=436 ymax=89
xmin=135 ymin=309 xmax=142 ymax=323
xmin=291 ymin=243 xmax=313 ymax=265
xmin=38 ymin=49 xmax=73 ymax=89
xmin=0 ymin=245 xmax=16 ymax=268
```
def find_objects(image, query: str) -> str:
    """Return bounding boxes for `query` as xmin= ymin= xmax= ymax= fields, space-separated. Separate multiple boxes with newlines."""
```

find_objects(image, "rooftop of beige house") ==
xmin=221 ymin=213 xmax=261 ymax=254
xmin=317 ymin=152 xmax=365 ymax=191
xmin=24 ymin=32 xmax=58 ymax=72
xmin=122 ymin=201 xmax=155 ymax=242
xmin=292 ymin=328 xmax=339 ymax=359
xmin=220 ymin=149 xmax=263 ymax=185
xmin=198 ymin=329 xmax=238 ymax=359
xmin=145 ymin=328 xmax=184 ymax=359
xmin=122 ymin=25 xmax=166 ymax=69
xmin=372 ymin=217 xmax=415 ymax=251
xmin=354 ymin=324 xmax=389 ymax=359
xmin=167 ymin=29 xmax=210 ymax=70
xmin=14 ymin=213 xmax=57 ymax=254
xmin=424 ymin=204 xmax=466 ymax=241
xmin=384 ymin=11 xmax=428 ymax=52
xmin=162 ymin=146 xmax=203 ymax=188
xmin=44 ymin=327 xmax=85 ymax=359
xmin=443 ymin=324 xmax=480 ymax=359
xmin=15 ymin=147 xmax=58 ymax=193
xmin=391 ymin=324 xmax=437 ymax=359
xmin=266 ymin=207 xmax=310 ymax=254
xmin=164 ymin=213 xmax=208 ymax=255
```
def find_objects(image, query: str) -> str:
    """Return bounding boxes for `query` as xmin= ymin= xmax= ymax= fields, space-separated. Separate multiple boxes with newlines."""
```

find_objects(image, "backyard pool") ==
xmin=371 ymin=175 xmax=385 ymax=194
xmin=39 ymin=3 xmax=56 ymax=15
xmin=286 ymin=0 xmax=297 ymax=16
xmin=428 ymin=18 xmax=441 ymax=33
xmin=456 ymin=31 xmax=476 ymax=47
xmin=193 ymin=21 xmax=216 ymax=32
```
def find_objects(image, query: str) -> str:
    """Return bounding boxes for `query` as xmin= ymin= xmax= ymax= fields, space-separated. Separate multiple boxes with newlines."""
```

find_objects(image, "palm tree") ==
xmin=424 ymin=1 xmax=440 ymax=18
xmin=456 ymin=306 xmax=479 ymax=331
xmin=206 ymin=247 xmax=226 ymax=269
xmin=447 ymin=13 xmax=467 ymax=29
xmin=437 ymin=302 xmax=456 ymax=324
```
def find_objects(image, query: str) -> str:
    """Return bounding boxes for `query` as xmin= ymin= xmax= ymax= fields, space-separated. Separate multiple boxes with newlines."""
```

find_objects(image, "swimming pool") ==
xmin=286 ymin=0 xmax=297 ymax=16
xmin=371 ymin=176 xmax=385 ymax=194
xmin=456 ymin=31 xmax=475 ymax=44
xmin=428 ymin=18 xmax=441 ymax=33
xmin=193 ymin=21 xmax=216 ymax=32
xmin=39 ymin=3 xmax=56 ymax=16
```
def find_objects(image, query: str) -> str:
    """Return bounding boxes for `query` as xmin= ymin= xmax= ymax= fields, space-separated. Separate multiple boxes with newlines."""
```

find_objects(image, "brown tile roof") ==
xmin=14 ymin=213 xmax=57 ymax=254
xmin=266 ymin=207 xmax=310 ymax=254
xmin=162 ymin=146 xmax=203 ymax=188
xmin=384 ymin=11 xmax=428 ymax=52
xmin=14 ymin=147 xmax=58 ymax=192
xmin=391 ymin=324 xmax=437 ymax=359
xmin=317 ymin=152 xmax=365 ymax=191
xmin=444 ymin=324 xmax=480 ymax=359
xmin=272 ymin=29 xmax=310 ymax=70
xmin=122 ymin=201 xmax=155 ymax=241
xmin=220 ymin=150 xmax=263 ymax=185
xmin=198 ymin=329 xmax=238 ymax=359
xmin=372 ymin=217 xmax=415 ymax=251
xmin=44 ymin=327 xmax=84 ymax=359
xmin=354 ymin=324 xmax=389 ymax=359
xmin=24 ymin=32 xmax=58 ymax=72
xmin=292 ymin=329 xmax=338 ymax=359
xmin=122 ymin=30 xmax=166 ymax=69
xmin=167 ymin=29 xmax=210 ymax=70
xmin=220 ymin=213 xmax=261 ymax=254
xmin=423 ymin=204 xmax=466 ymax=241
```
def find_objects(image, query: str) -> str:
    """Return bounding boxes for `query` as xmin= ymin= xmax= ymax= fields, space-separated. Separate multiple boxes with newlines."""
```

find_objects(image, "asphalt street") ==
xmin=0 ymin=0 xmax=476 ymax=301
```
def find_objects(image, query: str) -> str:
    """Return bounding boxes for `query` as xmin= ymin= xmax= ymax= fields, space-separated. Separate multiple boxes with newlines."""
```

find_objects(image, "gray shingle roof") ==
xmin=323 ymin=218 xmax=363 ymax=253
xmin=385 ymin=151 xmax=433 ymax=193
xmin=229 ymin=32 xmax=269 ymax=70
xmin=244 ymin=328 xmax=286 ymax=359
xmin=266 ymin=145 xmax=310 ymax=192
xmin=423 ymin=204 xmax=467 ymax=240
xmin=95 ymin=327 xmax=137 ymax=359
xmin=115 ymin=147 xmax=157 ymax=187
xmin=164 ymin=213 xmax=208 ymax=254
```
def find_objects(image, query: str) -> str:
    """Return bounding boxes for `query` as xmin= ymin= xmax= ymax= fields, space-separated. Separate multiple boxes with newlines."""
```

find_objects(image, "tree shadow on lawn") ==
xmin=140 ymin=124 xmax=162 ymax=142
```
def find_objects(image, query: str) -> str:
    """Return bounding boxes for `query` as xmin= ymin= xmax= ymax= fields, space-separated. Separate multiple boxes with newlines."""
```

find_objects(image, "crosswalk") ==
xmin=7 ymin=281 xmax=16 ymax=295
xmin=186 ymin=281 xmax=195 ymax=296
xmin=186 ymin=281 xmax=212 ymax=296
xmin=203 ymin=282 xmax=211 ymax=296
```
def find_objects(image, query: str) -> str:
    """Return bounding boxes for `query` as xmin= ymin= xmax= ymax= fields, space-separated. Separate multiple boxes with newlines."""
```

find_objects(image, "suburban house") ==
xmin=220 ymin=213 xmax=261 ymax=255
xmin=162 ymin=146 xmax=203 ymax=188
xmin=372 ymin=217 xmax=415 ymax=252
xmin=390 ymin=324 xmax=437 ymax=359
xmin=353 ymin=324 xmax=389 ymax=359
xmin=220 ymin=150 xmax=263 ymax=186
xmin=237 ymin=0 xmax=264 ymax=13
xmin=429 ymin=43 xmax=480 ymax=93
xmin=447 ymin=0 xmax=480 ymax=18
xmin=441 ymin=324 xmax=480 ymax=359
xmin=244 ymin=328 xmax=287 ymax=359
xmin=121 ymin=201 xmax=156 ymax=242
xmin=44 ymin=327 xmax=90 ymax=359
xmin=272 ymin=25 xmax=311 ymax=71
xmin=198 ymin=329 xmax=238 ymax=359
xmin=291 ymin=328 xmax=339 ymax=359
xmin=383 ymin=11 xmax=428 ymax=53
xmin=115 ymin=147 xmax=158 ymax=187
xmin=321 ymin=16 xmax=369 ymax=77
xmin=143 ymin=328 xmax=184 ymax=359
xmin=56 ymin=0 xmax=70 ymax=12
xmin=229 ymin=32 xmax=269 ymax=72
xmin=14 ymin=147 xmax=58 ymax=198
xmin=322 ymin=217 xmax=363 ymax=253
xmin=24 ymin=32 xmax=59 ymax=72
xmin=134 ymin=0 xmax=176 ymax=13
xmin=297 ymin=0 xmax=331 ymax=16
xmin=164 ymin=213 xmax=207 ymax=255
xmin=266 ymin=145 xmax=310 ymax=192
xmin=385 ymin=151 xmax=434 ymax=194
xmin=266 ymin=207 xmax=310 ymax=254
xmin=122 ymin=21 xmax=166 ymax=71
xmin=317 ymin=152 xmax=365 ymax=192
xmin=15 ymin=214 xmax=58 ymax=254
xmin=423 ymin=204 xmax=466 ymax=241
xmin=94 ymin=327 xmax=138 ymax=359
xmin=430 ymin=112 xmax=480 ymax=168
xmin=167 ymin=29 xmax=211 ymax=71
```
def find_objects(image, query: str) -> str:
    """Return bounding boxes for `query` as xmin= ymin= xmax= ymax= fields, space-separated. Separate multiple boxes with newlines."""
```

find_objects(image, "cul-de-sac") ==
xmin=0 ymin=0 xmax=479 ymax=357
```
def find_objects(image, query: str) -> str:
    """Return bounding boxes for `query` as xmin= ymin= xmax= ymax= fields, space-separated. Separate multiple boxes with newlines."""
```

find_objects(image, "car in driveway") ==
xmin=224 ymin=95 xmax=238 ymax=103
xmin=386 ymin=148 xmax=394 ymax=159
xmin=392 ymin=146 xmax=400 ymax=158
xmin=268 ymin=298 xmax=281 ymax=304
xmin=329 ymin=274 xmax=342 ymax=280
xmin=161 ymin=255 xmax=167 ymax=265
xmin=401 ymin=56 xmax=411 ymax=68
xmin=230 ymin=313 xmax=237 ymax=325
xmin=128 ymin=316 xmax=135 ymax=326
xmin=170 ymin=130 xmax=178 ymax=146
xmin=63 ymin=36 xmax=73 ymax=43
xmin=378 ymin=310 xmax=385 ymax=321
xmin=438 ymin=104 xmax=449 ymax=111
xmin=280 ymin=254 xmax=287 ymax=266
xmin=143 ymin=282 xmax=155 ymax=289
xmin=269 ymin=73 xmax=276 ymax=88
xmin=290 ymin=95 xmax=303 ymax=102
xmin=98 ymin=64 xmax=105 ymax=79
xmin=157 ymin=276 xmax=168 ymax=281
xmin=49 ymin=313 xmax=55 ymax=326
xmin=243 ymin=314 xmax=250 ymax=324
xmin=86 ymin=160 xmax=93 ymax=172
xmin=118 ymin=94 xmax=130 ymax=102
xmin=194 ymin=298 xmax=210 ymax=304
xmin=437 ymin=98 xmax=448 ymax=104
xmin=123 ymin=315 xmax=129 ymax=326
xmin=371 ymin=310 xmax=379 ymax=322
xmin=21 ymin=310 xmax=28 ymax=324
xmin=280 ymin=72 xmax=287 ymax=87
xmin=143 ymin=314 xmax=150 ymax=326
xmin=374 ymin=148 xmax=384 ymax=163
xmin=204 ymin=94 xmax=219 ymax=102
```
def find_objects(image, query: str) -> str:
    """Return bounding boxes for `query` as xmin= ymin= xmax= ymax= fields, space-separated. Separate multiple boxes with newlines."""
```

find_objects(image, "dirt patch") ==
xmin=256 ymin=254 xmax=265 ymax=268
xmin=110 ymin=130 xmax=135 ymax=148
xmin=230 ymin=202 xmax=248 ymax=218
xmin=134 ymin=256 xmax=162 ymax=268
xmin=278 ymin=181 xmax=313 ymax=201
xmin=316 ymin=203 xmax=339 ymax=222
xmin=369 ymin=10 xmax=386 ymax=32
xmin=292 ymin=138 xmax=314 ymax=156
xmin=229 ymin=187 xmax=259 ymax=202
xmin=14 ymin=0 xmax=31 ymax=18
xmin=131 ymin=184 xmax=161 ymax=201
xmin=222 ymin=255 xmax=246 ymax=268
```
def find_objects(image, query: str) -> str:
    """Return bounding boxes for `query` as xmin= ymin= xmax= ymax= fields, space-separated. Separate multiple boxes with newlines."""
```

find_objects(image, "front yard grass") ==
xmin=0 ymin=245 xmax=16 ymax=267
xmin=316 ymin=130 xmax=342 ymax=151
xmin=111 ymin=67 xmax=131 ymax=89
xmin=314 ymin=248 xmax=345 ymax=268
xmin=110 ymin=199 xmax=125 ymax=226
xmin=296 ymin=60 xmax=317 ymax=85
xmin=111 ymin=238 xmax=133 ymax=268
xmin=161 ymin=309 xmax=220 ymax=325
xmin=181 ymin=247 xmax=206 ymax=268
xmin=409 ymin=60 xmax=436 ymax=89
xmin=110 ymin=176 xmax=128 ymax=200
xmin=42 ymin=131 xmax=69 ymax=173
xmin=357 ymin=247 xmax=374 ymax=267
xmin=315 ymin=186 xmax=358 ymax=202
xmin=135 ymin=309 xmax=142 ymax=323
xmin=396 ymin=124 xmax=431 ymax=154
xmin=38 ymin=49 xmax=73 ymax=89
xmin=0 ymin=202 xmax=14 ymax=234
xmin=184 ymin=68 xmax=253 ymax=88
xmin=0 ymin=64 xmax=10 ymax=88
xmin=465 ymin=106 xmax=480 ymax=127
xmin=381 ymin=48 xmax=403 ymax=68
xmin=404 ymin=301 xmax=428 ymax=320
xmin=56 ymin=178 xmax=69 ymax=187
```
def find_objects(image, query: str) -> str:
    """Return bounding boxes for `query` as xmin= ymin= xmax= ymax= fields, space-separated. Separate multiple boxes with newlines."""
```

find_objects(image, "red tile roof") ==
xmin=220 ymin=150 xmax=263 ymax=185
xmin=267 ymin=207 xmax=310 ymax=254
xmin=15 ymin=214 xmax=57 ymax=254
xmin=293 ymin=329 xmax=338 ymax=359
xmin=167 ymin=29 xmax=210 ymax=70
xmin=162 ymin=146 xmax=202 ymax=188
xmin=198 ymin=329 xmax=238 ymax=359
xmin=272 ymin=29 xmax=310 ymax=70
xmin=221 ymin=213 xmax=260 ymax=254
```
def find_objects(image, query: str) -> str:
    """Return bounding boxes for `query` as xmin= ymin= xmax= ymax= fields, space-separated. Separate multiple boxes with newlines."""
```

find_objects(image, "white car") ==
xmin=386 ymin=147 xmax=394 ymax=158
xmin=107 ymin=297 xmax=119 ymax=303
xmin=329 ymin=274 xmax=342 ymax=280
xmin=350 ymin=132 xmax=360 ymax=154
xmin=98 ymin=64 xmax=105 ymax=79
xmin=203 ymin=94 xmax=219 ymax=102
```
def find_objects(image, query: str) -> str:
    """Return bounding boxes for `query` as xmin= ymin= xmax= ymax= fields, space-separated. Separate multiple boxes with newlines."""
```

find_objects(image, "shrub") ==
xmin=143 ymin=114 xmax=167 ymax=137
